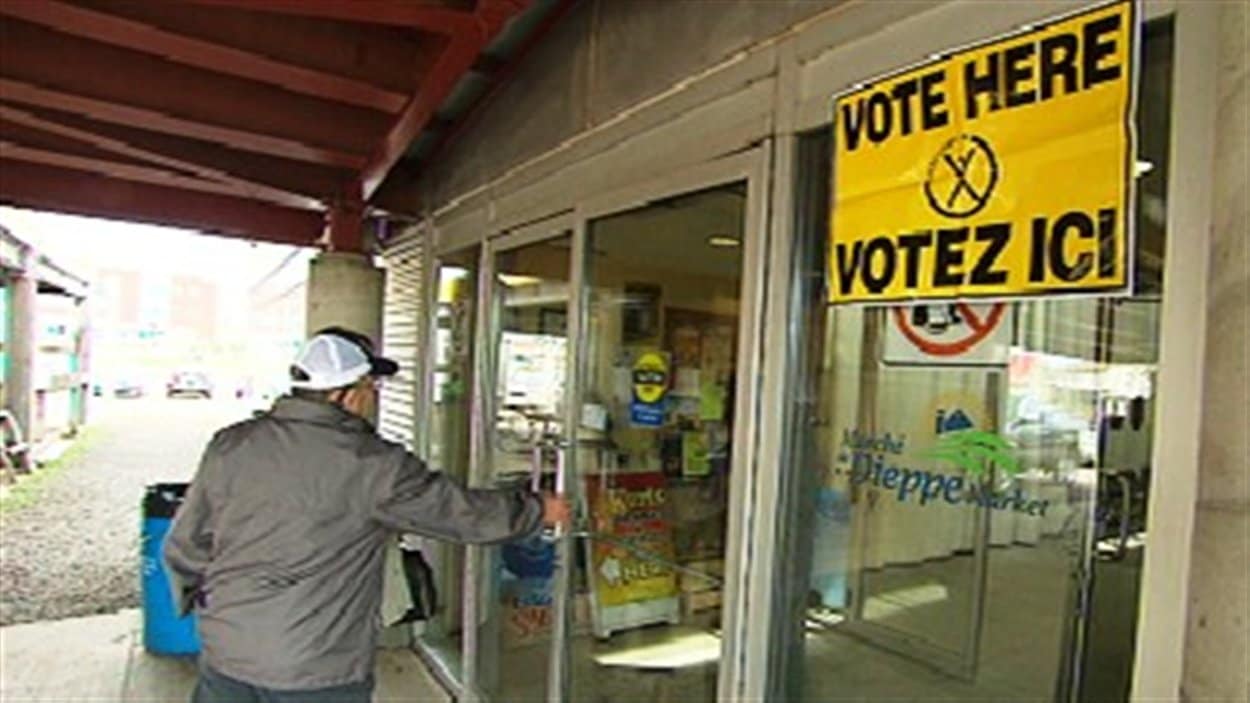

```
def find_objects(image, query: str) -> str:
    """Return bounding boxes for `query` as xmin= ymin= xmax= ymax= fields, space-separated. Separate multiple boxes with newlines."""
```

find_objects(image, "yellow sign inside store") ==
xmin=829 ymin=0 xmax=1137 ymax=304
xmin=632 ymin=351 xmax=669 ymax=405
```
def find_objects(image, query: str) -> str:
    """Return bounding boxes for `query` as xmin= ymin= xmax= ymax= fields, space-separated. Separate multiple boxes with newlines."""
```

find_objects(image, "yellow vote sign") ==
xmin=830 ymin=0 xmax=1138 ymax=304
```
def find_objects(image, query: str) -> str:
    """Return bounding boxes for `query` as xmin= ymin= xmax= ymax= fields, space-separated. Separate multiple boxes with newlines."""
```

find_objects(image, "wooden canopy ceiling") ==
xmin=0 ymin=0 xmax=565 ymax=249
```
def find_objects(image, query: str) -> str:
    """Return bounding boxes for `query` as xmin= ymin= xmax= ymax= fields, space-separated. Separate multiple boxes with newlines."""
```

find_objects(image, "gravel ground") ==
xmin=0 ymin=396 xmax=254 ymax=626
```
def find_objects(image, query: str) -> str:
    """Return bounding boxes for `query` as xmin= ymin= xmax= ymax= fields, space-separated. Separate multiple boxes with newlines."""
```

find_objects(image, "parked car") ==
xmin=113 ymin=378 xmax=146 ymax=399
xmin=93 ymin=377 xmax=145 ymax=398
xmin=167 ymin=372 xmax=213 ymax=399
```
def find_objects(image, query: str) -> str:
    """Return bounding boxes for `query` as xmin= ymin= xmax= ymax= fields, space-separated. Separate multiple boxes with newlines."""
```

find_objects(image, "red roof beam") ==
xmin=74 ymin=0 xmax=445 ymax=96
xmin=0 ymin=142 xmax=312 ymax=208
xmin=0 ymin=104 xmax=321 ymax=209
xmin=0 ymin=102 xmax=351 ymax=201
xmin=0 ymin=79 xmax=365 ymax=170
xmin=427 ymin=0 xmax=576 ymax=169
xmin=0 ymin=117 xmax=174 ymax=172
xmin=0 ymin=159 xmax=325 ymax=246
xmin=180 ymin=0 xmax=477 ymax=34
xmin=0 ymin=1 xmax=408 ymax=114
xmin=361 ymin=0 xmax=532 ymax=198
xmin=0 ymin=19 xmax=388 ymax=157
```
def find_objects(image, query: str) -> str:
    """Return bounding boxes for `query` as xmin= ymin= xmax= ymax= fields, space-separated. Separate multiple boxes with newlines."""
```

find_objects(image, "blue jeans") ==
xmin=192 ymin=665 xmax=374 ymax=703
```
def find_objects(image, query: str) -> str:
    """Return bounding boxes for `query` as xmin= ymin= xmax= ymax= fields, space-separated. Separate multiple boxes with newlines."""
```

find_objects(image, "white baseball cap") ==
xmin=290 ymin=328 xmax=398 ymax=391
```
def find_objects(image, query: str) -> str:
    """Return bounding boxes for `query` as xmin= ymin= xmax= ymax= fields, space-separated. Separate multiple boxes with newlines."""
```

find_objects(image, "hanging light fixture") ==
xmin=706 ymin=234 xmax=741 ymax=248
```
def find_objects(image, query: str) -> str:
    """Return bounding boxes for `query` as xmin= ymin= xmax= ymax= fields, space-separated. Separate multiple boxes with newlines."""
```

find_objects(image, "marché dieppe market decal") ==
xmin=837 ymin=428 xmax=1051 ymax=517
xmin=829 ymin=0 xmax=1138 ymax=304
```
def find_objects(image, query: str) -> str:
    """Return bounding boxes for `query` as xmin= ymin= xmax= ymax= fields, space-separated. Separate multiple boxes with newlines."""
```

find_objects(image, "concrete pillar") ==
xmin=1182 ymin=2 xmax=1249 ymax=700
xmin=304 ymin=249 xmax=412 ymax=647
xmin=4 ymin=245 xmax=36 ymax=445
xmin=305 ymin=251 xmax=384 ymax=346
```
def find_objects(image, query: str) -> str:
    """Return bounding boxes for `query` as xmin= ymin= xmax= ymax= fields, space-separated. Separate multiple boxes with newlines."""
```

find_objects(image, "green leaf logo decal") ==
xmin=926 ymin=429 xmax=1021 ymax=478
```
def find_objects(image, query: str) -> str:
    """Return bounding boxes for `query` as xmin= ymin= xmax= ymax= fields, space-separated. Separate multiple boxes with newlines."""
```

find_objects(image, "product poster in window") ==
xmin=829 ymin=0 xmax=1139 ymax=304
xmin=585 ymin=472 xmax=679 ymax=609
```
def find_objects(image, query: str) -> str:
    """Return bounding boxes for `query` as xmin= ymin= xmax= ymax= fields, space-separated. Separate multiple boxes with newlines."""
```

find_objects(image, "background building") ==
xmin=0 ymin=222 xmax=88 ymax=450
xmin=0 ymin=207 xmax=310 ymax=404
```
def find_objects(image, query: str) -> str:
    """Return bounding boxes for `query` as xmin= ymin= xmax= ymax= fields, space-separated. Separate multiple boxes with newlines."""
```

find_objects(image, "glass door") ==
xmin=418 ymin=245 xmax=481 ymax=680
xmin=473 ymin=226 xmax=574 ymax=702
xmin=782 ymin=15 xmax=1174 ymax=701
xmin=835 ymin=308 xmax=992 ymax=680
xmin=566 ymin=182 xmax=749 ymax=703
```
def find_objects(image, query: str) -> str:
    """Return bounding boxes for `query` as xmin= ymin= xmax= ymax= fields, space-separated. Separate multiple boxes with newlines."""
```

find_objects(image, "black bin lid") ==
xmin=144 ymin=482 xmax=190 ymax=518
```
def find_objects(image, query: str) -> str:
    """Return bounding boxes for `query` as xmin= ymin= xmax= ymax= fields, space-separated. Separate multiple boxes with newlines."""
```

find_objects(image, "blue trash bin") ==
xmin=141 ymin=483 xmax=201 ymax=656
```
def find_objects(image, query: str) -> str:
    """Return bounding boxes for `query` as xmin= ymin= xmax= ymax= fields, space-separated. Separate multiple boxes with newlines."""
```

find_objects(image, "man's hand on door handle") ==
xmin=542 ymin=493 xmax=572 ymax=529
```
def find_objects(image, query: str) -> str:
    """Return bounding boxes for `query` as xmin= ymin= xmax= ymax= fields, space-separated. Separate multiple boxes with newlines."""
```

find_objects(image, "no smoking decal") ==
xmin=884 ymin=303 xmax=1012 ymax=367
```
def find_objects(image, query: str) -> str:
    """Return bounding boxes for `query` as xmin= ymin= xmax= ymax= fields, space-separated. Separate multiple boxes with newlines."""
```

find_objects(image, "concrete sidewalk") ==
xmin=0 ymin=610 xmax=450 ymax=702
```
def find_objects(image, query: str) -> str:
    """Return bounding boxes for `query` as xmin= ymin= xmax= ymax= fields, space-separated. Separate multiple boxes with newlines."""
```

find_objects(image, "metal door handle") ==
xmin=1114 ymin=474 xmax=1133 ymax=559
xmin=532 ymin=442 xmax=566 ymax=543
xmin=529 ymin=443 xmax=544 ymax=493
xmin=548 ymin=446 xmax=567 ymax=541
xmin=529 ymin=443 xmax=555 ymax=542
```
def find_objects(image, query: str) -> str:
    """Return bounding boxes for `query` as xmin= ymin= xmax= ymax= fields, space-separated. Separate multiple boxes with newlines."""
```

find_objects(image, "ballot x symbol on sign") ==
xmin=924 ymin=134 xmax=999 ymax=219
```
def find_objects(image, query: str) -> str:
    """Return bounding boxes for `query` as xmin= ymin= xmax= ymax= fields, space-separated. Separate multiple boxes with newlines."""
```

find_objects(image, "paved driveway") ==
xmin=0 ymin=396 xmax=256 ymax=626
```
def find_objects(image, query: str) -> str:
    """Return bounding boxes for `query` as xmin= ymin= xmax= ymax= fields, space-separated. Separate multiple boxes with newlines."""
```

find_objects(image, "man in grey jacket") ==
xmin=165 ymin=327 xmax=568 ymax=702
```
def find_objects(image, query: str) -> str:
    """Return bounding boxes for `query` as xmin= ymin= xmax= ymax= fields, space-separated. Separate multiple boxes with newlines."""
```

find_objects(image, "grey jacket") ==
xmin=163 ymin=396 xmax=542 ymax=690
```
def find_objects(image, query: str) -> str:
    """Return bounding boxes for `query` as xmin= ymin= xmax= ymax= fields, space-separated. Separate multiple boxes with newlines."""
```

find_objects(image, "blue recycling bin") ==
xmin=141 ymin=483 xmax=201 ymax=656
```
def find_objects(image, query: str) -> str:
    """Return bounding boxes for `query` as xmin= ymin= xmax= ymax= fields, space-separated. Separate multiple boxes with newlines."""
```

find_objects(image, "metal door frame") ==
xmin=563 ymin=146 xmax=772 ymax=702
xmin=414 ymin=238 xmax=485 ymax=701
xmin=461 ymin=213 xmax=578 ymax=703
xmin=455 ymin=147 xmax=770 ymax=702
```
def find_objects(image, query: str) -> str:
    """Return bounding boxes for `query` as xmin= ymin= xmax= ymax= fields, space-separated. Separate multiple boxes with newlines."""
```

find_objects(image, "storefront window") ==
xmin=568 ymin=184 xmax=746 ymax=703
xmin=784 ymin=18 xmax=1173 ymax=702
